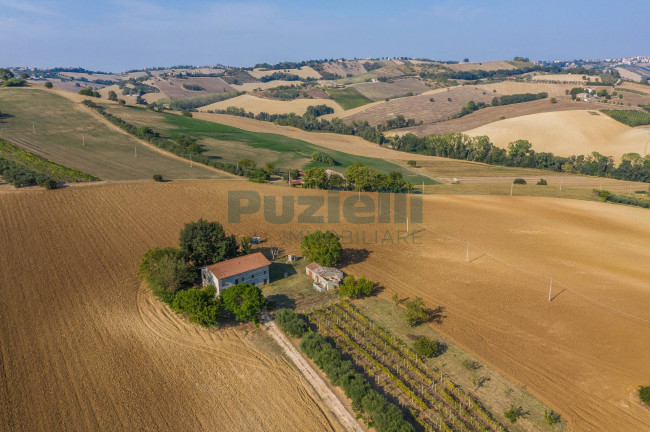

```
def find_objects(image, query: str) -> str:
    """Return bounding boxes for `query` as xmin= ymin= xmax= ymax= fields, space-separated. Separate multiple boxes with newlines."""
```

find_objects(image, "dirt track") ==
xmin=1 ymin=181 xmax=649 ymax=431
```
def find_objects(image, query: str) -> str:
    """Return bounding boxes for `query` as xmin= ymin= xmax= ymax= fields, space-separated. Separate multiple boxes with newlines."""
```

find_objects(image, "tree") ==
xmin=275 ymin=308 xmax=308 ymax=337
xmin=181 ymin=109 xmax=193 ymax=117
xmin=513 ymin=177 xmax=527 ymax=184
xmin=413 ymin=336 xmax=439 ymax=357
xmin=406 ymin=160 xmax=416 ymax=167
xmin=135 ymin=95 xmax=146 ymax=105
xmin=0 ymin=68 xmax=14 ymax=80
xmin=303 ymin=167 xmax=327 ymax=189
xmin=240 ymin=236 xmax=252 ymax=255
xmin=300 ymin=230 xmax=342 ymax=267
xmin=153 ymin=174 xmax=163 ymax=182
xmin=392 ymin=292 xmax=400 ymax=304
xmin=179 ymin=219 xmax=239 ymax=268
xmin=44 ymin=81 xmax=53 ymax=89
xmin=118 ymin=99 xmax=126 ymax=105
xmin=221 ymin=283 xmax=266 ymax=323
xmin=108 ymin=90 xmax=118 ymax=101
xmin=138 ymin=247 xmax=195 ymax=303
xmin=640 ymin=386 xmax=650 ymax=406
xmin=405 ymin=297 xmax=427 ymax=326
xmin=238 ymin=158 xmax=256 ymax=169
xmin=79 ymin=87 xmax=100 ymax=97
xmin=463 ymin=58 xmax=470 ymax=63
xmin=172 ymin=285 xmax=221 ymax=326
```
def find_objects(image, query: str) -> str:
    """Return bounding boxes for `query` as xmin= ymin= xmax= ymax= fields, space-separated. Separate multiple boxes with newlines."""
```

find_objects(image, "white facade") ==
xmin=201 ymin=266 xmax=270 ymax=296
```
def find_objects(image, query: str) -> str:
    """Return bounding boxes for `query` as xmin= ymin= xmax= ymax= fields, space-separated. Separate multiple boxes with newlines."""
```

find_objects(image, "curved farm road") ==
xmin=262 ymin=314 xmax=364 ymax=432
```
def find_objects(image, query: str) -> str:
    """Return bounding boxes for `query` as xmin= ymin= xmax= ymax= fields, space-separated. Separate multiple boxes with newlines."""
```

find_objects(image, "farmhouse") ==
xmin=306 ymin=262 xmax=343 ymax=292
xmin=201 ymin=252 xmax=271 ymax=295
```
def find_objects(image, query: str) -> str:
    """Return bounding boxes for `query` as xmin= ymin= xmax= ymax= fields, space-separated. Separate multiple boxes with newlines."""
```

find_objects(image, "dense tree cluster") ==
xmin=377 ymin=114 xmax=418 ymax=131
xmin=311 ymin=151 xmax=335 ymax=165
xmin=0 ymin=157 xmax=57 ymax=189
xmin=345 ymin=163 xmax=414 ymax=192
xmin=275 ymin=309 xmax=309 ymax=337
xmin=422 ymin=64 xmax=560 ymax=81
xmin=338 ymin=275 xmax=375 ymax=298
xmin=388 ymin=133 xmax=650 ymax=183
xmin=300 ymin=332 xmax=414 ymax=432
xmin=207 ymin=106 xmax=385 ymax=144
xmin=492 ymin=92 xmax=548 ymax=106
xmin=138 ymin=220 xmax=265 ymax=326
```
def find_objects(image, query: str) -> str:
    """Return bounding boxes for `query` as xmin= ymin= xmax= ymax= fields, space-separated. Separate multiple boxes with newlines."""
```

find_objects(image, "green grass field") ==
xmin=102 ymin=104 xmax=437 ymax=184
xmin=0 ymin=88 xmax=224 ymax=180
xmin=325 ymin=87 xmax=373 ymax=109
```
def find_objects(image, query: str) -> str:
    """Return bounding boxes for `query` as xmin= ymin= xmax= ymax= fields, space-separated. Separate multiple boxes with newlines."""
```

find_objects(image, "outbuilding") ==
xmin=201 ymin=252 xmax=271 ymax=296
xmin=306 ymin=262 xmax=343 ymax=292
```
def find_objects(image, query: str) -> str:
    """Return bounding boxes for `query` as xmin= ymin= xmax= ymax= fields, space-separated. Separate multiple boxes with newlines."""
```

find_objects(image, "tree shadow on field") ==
xmin=266 ymin=294 xmax=296 ymax=310
xmin=428 ymin=305 xmax=446 ymax=324
xmin=340 ymin=248 xmax=371 ymax=266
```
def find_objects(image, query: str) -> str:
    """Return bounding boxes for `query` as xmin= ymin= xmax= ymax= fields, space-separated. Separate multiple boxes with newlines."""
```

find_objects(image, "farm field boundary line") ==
xmin=262 ymin=313 xmax=363 ymax=432
xmin=78 ymin=103 xmax=242 ymax=180
xmin=384 ymin=196 xmax=650 ymax=326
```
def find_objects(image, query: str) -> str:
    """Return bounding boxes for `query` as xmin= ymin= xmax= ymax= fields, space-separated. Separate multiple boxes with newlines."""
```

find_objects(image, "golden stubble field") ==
xmin=1 ymin=180 xmax=649 ymax=431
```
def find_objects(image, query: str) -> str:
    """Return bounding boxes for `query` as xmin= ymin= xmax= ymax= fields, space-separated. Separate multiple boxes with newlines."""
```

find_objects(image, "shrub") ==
xmin=405 ymin=297 xmax=427 ymax=326
xmin=275 ymin=309 xmax=308 ymax=337
xmin=181 ymin=109 xmax=193 ymax=117
xmin=118 ymin=99 xmax=126 ymax=105
xmin=413 ymin=336 xmax=439 ymax=358
xmin=406 ymin=160 xmax=416 ymax=167
xmin=513 ymin=178 xmax=527 ymax=184
xmin=78 ymin=87 xmax=100 ymax=98
xmin=338 ymin=275 xmax=375 ymax=299
xmin=248 ymin=168 xmax=270 ymax=183
xmin=536 ymin=178 xmax=547 ymax=185
xmin=504 ymin=405 xmax=524 ymax=423
xmin=550 ymin=97 xmax=557 ymax=103
xmin=221 ymin=283 xmax=266 ymax=323
xmin=44 ymin=81 xmax=53 ymax=89
xmin=108 ymin=90 xmax=118 ymax=101
xmin=153 ymin=174 xmax=163 ymax=182
xmin=300 ymin=230 xmax=342 ymax=267
xmin=182 ymin=83 xmax=204 ymax=91
xmin=172 ymin=285 xmax=221 ymax=327
xmin=462 ymin=359 xmax=481 ymax=370
xmin=639 ymin=386 xmax=650 ymax=406
xmin=544 ymin=410 xmax=561 ymax=425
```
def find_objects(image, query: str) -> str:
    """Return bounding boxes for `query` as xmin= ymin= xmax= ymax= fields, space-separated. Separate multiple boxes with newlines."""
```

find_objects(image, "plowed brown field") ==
xmin=0 ymin=182 xmax=344 ymax=432
xmin=1 ymin=181 xmax=650 ymax=432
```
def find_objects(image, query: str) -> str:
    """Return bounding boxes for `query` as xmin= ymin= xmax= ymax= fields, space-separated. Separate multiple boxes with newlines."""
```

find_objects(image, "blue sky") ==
xmin=1 ymin=0 xmax=648 ymax=71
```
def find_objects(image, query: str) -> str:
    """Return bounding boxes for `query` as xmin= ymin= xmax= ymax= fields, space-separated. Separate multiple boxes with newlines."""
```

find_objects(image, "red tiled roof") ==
xmin=205 ymin=252 xmax=271 ymax=279
xmin=290 ymin=179 xmax=304 ymax=185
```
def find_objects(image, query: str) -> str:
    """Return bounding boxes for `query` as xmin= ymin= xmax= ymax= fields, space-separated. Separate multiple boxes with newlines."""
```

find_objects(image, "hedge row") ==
xmin=82 ymin=100 xmax=263 ymax=179
xmin=0 ymin=156 xmax=57 ymax=189
xmin=300 ymin=331 xmax=414 ymax=432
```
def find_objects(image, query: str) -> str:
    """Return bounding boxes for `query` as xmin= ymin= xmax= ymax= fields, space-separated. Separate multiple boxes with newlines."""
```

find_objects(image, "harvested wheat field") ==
xmin=153 ymin=77 xmax=235 ymax=99
xmin=341 ymin=86 xmax=499 ymax=125
xmin=2 ymin=181 xmax=649 ymax=431
xmin=197 ymin=94 xmax=343 ymax=115
xmin=446 ymin=61 xmax=517 ymax=72
xmin=0 ymin=182 xmax=346 ymax=432
xmin=531 ymin=74 xmax=591 ymax=84
xmin=351 ymin=78 xmax=431 ymax=101
xmin=465 ymin=110 xmax=650 ymax=160
xmin=385 ymin=98 xmax=593 ymax=137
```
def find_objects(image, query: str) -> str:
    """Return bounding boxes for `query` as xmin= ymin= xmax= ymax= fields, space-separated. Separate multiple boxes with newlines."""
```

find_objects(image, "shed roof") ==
xmin=204 ymin=252 xmax=271 ymax=279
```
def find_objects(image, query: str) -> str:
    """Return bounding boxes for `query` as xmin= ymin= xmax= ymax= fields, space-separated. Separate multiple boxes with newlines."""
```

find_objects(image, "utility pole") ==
xmin=190 ymin=153 xmax=193 ymax=168
xmin=134 ymin=145 xmax=137 ymax=157
xmin=510 ymin=182 xmax=514 ymax=196
xmin=466 ymin=242 xmax=469 ymax=263
xmin=406 ymin=217 xmax=409 ymax=235
xmin=82 ymin=134 xmax=85 ymax=147
xmin=32 ymin=122 xmax=35 ymax=134
xmin=358 ymin=186 xmax=361 ymax=202
xmin=548 ymin=278 xmax=553 ymax=302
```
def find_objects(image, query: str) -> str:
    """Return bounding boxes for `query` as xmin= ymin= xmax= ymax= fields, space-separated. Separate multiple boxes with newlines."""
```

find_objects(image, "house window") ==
xmin=235 ymin=278 xmax=238 ymax=284
xmin=264 ymin=270 xmax=266 ymax=275
xmin=251 ymin=274 xmax=254 ymax=279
